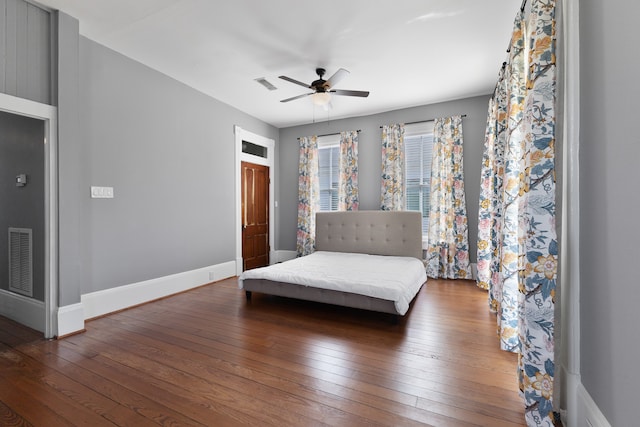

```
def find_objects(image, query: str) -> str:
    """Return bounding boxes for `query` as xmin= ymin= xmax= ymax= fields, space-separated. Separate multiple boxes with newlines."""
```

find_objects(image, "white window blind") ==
xmin=404 ymin=121 xmax=435 ymax=234
xmin=318 ymin=135 xmax=340 ymax=211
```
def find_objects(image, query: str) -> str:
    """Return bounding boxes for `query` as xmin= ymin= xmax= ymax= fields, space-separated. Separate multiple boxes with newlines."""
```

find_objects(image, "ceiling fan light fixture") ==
xmin=311 ymin=92 xmax=332 ymax=106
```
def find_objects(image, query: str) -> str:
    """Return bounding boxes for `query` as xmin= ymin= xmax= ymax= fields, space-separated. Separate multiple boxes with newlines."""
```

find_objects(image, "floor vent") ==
xmin=9 ymin=227 xmax=33 ymax=297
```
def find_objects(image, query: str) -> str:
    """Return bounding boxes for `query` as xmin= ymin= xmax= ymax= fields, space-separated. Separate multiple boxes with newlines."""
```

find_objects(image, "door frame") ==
xmin=234 ymin=126 xmax=275 ymax=276
xmin=0 ymin=92 xmax=58 ymax=339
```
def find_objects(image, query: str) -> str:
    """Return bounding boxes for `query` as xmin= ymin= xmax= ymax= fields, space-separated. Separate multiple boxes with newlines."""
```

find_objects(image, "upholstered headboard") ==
xmin=315 ymin=211 xmax=423 ymax=260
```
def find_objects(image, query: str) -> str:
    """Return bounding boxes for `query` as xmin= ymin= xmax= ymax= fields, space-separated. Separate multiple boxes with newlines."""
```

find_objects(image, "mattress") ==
xmin=238 ymin=251 xmax=427 ymax=315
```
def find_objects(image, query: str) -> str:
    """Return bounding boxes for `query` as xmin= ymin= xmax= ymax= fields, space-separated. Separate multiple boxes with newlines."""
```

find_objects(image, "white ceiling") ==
xmin=36 ymin=0 xmax=518 ymax=128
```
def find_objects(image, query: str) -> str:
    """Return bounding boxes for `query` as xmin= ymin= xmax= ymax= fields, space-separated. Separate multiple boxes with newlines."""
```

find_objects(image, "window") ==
xmin=404 ymin=121 xmax=435 ymax=235
xmin=242 ymin=140 xmax=268 ymax=158
xmin=318 ymin=135 xmax=340 ymax=211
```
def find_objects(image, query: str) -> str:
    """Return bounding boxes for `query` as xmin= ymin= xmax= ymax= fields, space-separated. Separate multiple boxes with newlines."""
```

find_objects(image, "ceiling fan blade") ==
xmin=280 ymin=93 xmax=312 ymax=103
xmin=326 ymin=68 xmax=350 ymax=88
xmin=279 ymin=75 xmax=311 ymax=88
xmin=330 ymin=89 xmax=370 ymax=97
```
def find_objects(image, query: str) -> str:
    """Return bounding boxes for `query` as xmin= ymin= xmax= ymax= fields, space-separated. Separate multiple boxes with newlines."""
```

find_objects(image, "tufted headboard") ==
xmin=315 ymin=211 xmax=423 ymax=260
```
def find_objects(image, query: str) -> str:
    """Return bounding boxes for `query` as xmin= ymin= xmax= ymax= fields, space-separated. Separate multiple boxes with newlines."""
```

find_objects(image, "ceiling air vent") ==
xmin=254 ymin=77 xmax=277 ymax=91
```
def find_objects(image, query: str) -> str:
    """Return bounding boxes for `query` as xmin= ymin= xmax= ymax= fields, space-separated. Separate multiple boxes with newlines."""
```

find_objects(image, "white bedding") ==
xmin=238 ymin=251 xmax=427 ymax=315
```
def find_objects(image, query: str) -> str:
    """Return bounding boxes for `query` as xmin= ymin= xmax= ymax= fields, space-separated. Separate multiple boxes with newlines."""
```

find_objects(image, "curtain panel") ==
xmin=296 ymin=136 xmax=319 ymax=257
xmin=477 ymin=1 xmax=558 ymax=425
xmin=478 ymin=64 xmax=509 ymax=307
xmin=380 ymin=124 xmax=405 ymax=210
xmin=487 ymin=10 xmax=528 ymax=353
xmin=338 ymin=131 xmax=359 ymax=211
xmin=425 ymin=116 xmax=472 ymax=279
xmin=519 ymin=1 xmax=558 ymax=424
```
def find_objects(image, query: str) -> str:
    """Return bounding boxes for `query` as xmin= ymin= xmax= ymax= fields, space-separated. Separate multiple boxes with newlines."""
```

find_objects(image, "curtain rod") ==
xmin=378 ymin=114 xmax=467 ymax=129
xmin=297 ymin=129 xmax=361 ymax=140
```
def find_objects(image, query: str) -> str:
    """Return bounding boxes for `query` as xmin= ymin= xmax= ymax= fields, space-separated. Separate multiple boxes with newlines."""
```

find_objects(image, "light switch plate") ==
xmin=91 ymin=186 xmax=114 ymax=198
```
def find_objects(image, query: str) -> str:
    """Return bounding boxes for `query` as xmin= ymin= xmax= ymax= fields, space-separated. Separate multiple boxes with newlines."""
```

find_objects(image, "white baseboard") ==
xmin=275 ymin=250 xmax=296 ymax=263
xmin=81 ymin=261 xmax=236 ymax=321
xmin=576 ymin=382 xmax=612 ymax=427
xmin=564 ymin=366 xmax=612 ymax=427
xmin=0 ymin=289 xmax=45 ymax=332
xmin=470 ymin=262 xmax=477 ymax=281
xmin=57 ymin=303 xmax=84 ymax=337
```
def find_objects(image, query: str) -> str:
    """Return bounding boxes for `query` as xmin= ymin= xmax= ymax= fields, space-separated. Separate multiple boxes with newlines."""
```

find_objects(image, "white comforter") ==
xmin=238 ymin=251 xmax=427 ymax=315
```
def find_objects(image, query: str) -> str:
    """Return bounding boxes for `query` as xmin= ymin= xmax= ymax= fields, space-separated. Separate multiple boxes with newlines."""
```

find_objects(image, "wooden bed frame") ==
xmin=242 ymin=210 xmax=425 ymax=316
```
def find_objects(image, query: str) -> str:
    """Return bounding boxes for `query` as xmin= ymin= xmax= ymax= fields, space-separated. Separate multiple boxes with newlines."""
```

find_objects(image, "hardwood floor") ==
xmin=0 ymin=277 xmax=526 ymax=426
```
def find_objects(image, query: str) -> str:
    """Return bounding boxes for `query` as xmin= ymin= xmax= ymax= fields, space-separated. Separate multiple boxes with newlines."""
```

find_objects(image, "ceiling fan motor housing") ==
xmin=312 ymin=68 xmax=328 ymax=91
xmin=278 ymin=67 xmax=369 ymax=103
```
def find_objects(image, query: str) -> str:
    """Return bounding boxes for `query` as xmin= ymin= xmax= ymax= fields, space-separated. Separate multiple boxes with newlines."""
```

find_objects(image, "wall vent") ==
xmin=8 ymin=228 xmax=33 ymax=297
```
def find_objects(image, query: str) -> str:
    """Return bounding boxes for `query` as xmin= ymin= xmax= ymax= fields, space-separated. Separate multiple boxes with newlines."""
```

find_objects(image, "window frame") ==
xmin=317 ymin=134 xmax=341 ymax=212
xmin=403 ymin=121 xmax=435 ymax=244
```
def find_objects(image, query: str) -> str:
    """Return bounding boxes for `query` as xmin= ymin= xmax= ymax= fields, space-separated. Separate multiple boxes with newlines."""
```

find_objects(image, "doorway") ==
xmin=241 ymin=162 xmax=269 ymax=270
xmin=234 ymin=126 xmax=275 ymax=275
xmin=0 ymin=93 xmax=57 ymax=338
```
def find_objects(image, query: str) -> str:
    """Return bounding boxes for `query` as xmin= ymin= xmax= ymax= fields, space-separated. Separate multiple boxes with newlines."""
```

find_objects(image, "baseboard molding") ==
xmin=57 ymin=303 xmax=85 ymax=337
xmin=275 ymin=250 xmax=296 ymax=263
xmin=470 ymin=262 xmax=477 ymax=281
xmin=0 ymin=289 xmax=45 ymax=332
xmin=576 ymin=382 xmax=612 ymax=427
xmin=82 ymin=261 xmax=236 ymax=321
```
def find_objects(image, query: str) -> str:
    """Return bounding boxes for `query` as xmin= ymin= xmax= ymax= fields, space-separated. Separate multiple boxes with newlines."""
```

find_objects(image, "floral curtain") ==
xmin=296 ymin=136 xmax=319 ymax=257
xmin=476 ymin=1 xmax=558 ymax=425
xmin=338 ymin=131 xmax=359 ymax=211
xmin=488 ymin=10 xmax=528 ymax=353
xmin=380 ymin=124 xmax=405 ymax=210
xmin=425 ymin=116 xmax=472 ymax=279
xmin=519 ymin=1 xmax=557 ymax=423
xmin=476 ymin=74 xmax=505 ymax=297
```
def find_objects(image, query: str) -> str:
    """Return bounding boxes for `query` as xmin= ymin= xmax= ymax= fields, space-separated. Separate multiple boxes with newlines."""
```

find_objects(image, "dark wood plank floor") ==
xmin=0 ymin=277 xmax=526 ymax=426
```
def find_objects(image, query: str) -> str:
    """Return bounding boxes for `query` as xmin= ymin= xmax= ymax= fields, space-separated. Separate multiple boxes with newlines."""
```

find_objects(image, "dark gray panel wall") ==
xmin=77 ymin=37 xmax=277 ymax=294
xmin=0 ymin=0 xmax=51 ymax=104
xmin=277 ymin=95 xmax=489 ymax=262
xmin=0 ymin=111 xmax=45 ymax=301
xmin=580 ymin=0 xmax=639 ymax=425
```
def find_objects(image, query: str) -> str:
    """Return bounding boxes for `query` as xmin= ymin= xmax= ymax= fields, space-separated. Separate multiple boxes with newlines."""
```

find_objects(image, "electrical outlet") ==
xmin=91 ymin=186 xmax=114 ymax=199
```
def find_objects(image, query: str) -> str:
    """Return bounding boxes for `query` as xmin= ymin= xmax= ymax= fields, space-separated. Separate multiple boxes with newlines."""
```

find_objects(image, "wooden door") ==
xmin=241 ymin=161 xmax=269 ymax=271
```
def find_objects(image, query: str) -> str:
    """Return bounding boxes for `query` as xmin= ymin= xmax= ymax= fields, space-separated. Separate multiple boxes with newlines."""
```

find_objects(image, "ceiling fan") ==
xmin=279 ymin=68 xmax=370 ymax=107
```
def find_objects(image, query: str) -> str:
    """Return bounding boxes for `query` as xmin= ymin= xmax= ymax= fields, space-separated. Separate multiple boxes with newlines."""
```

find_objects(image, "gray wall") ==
xmin=0 ymin=111 xmax=45 ymax=301
xmin=580 ymin=0 xmax=640 ymax=425
xmin=277 ymin=95 xmax=490 ymax=262
xmin=76 ymin=37 xmax=278 ymax=294
xmin=0 ymin=0 xmax=51 ymax=105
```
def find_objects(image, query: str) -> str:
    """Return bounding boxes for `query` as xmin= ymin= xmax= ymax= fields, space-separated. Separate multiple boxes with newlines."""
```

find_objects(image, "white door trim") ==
xmin=234 ymin=126 xmax=275 ymax=276
xmin=560 ymin=0 xmax=583 ymax=425
xmin=0 ymin=92 xmax=58 ymax=339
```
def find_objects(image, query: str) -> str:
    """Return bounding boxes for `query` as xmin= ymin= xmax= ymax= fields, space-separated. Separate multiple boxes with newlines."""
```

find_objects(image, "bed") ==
xmin=238 ymin=210 xmax=427 ymax=317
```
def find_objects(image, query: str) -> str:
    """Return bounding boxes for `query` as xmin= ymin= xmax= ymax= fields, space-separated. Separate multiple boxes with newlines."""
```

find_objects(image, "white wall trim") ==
xmin=275 ymin=250 xmax=297 ymax=263
xmin=0 ymin=92 xmax=58 ymax=339
xmin=57 ymin=303 xmax=84 ymax=337
xmin=560 ymin=0 xmax=582 ymax=425
xmin=470 ymin=262 xmax=477 ymax=281
xmin=81 ymin=261 xmax=236 ymax=321
xmin=234 ymin=126 xmax=276 ymax=275
xmin=576 ymin=382 xmax=612 ymax=427
xmin=0 ymin=289 xmax=45 ymax=332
